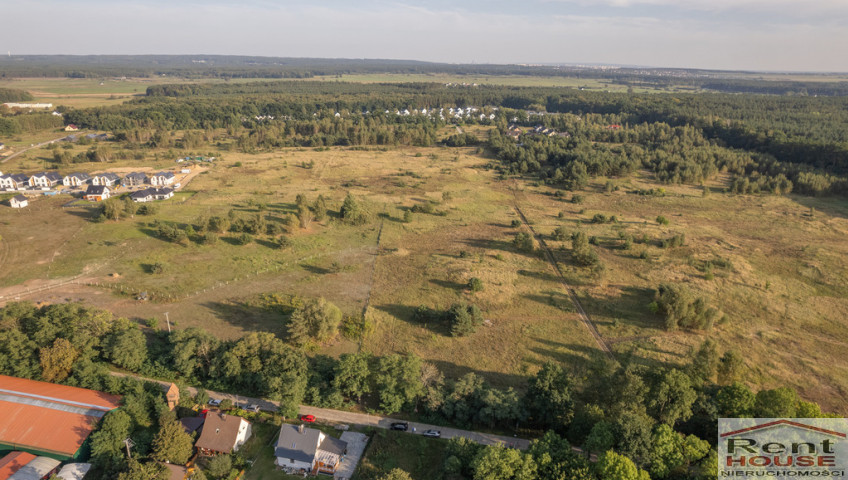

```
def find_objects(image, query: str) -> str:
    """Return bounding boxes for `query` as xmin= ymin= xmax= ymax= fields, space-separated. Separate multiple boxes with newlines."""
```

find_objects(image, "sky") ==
xmin=2 ymin=0 xmax=846 ymax=72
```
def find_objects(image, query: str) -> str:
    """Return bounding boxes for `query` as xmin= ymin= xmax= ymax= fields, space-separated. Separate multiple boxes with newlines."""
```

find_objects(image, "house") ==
xmin=274 ymin=424 xmax=348 ymax=475
xmin=28 ymin=172 xmax=63 ymax=188
xmin=153 ymin=187 xmax=174 ymax=200
xmin=9 ymin=195 xmax=28 ymax=208
xmin=180 ymin=416 xmax=205 ymax=436
xmin=0 ymin=452 xmax=36 ymax=479
xmin=194 ymin=413 xmax=251 ymax=455
xmin=3 ymin=103 xmax=53 ymax=109
xmin=0 ymin=143 xmax=5 ymax=150
xmin=123 ymin=172 xmax=148 ymax=187
xmin=0 ymin=375 xmax=121 ymax=461
xmin=150 ymin=172 xmax=176 ymax=186
xmin=165 ymin=383 xmax=180 ymax=410
xmin=4 ymin=455 xmax=61 ymax=480
xmin=0 ymin=174 xmax=30 ymax=190
xmin=64 ymin=124 xmax=79 ymax=132
xmin=84 ymin=185 xmax=110 ymax=202
xmin=129 ymin=188 xmax=153 ymax=203
xmin=54 ymin=463 xmax=91 ymax=480
xmin=62 ymin=173 xmax=91 ymax=187
xmin=90 ymin=173 xmax=120 ymax=187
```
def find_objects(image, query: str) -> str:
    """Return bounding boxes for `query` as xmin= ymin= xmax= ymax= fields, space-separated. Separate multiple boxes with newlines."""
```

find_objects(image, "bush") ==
xmin=656 ymin=215 xmax=670 ymax=225
xmin=201 ymin=232 xmax=218 ymax=245
xmin=551 ymin=226 xmax=568 ymax=241
xmin=512 ymin=232 xmax=534 ymax=253
xmin=572 ymin=194 xmax=584 ymax=204
xmin=510 ymin=219 xmax=522 ymax=228
xmin=652 ymin=283 xmax=721 ymax=330
xmin=661 ymin=233 xmax=686 ymax=248
xmin=236 ymin=233 xmax=253 ymax=245
xmin=149 ymin=262 xmax=165 ymax=274
xmin=467 ymin=277 xmax=483 ymax=292
xmin=287 ymin=297 xmax=343 ymax=345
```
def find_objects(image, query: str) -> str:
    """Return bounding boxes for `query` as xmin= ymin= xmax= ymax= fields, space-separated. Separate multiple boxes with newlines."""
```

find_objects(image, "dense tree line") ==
xmin=0 ymin=301 xmax=835 ymax=479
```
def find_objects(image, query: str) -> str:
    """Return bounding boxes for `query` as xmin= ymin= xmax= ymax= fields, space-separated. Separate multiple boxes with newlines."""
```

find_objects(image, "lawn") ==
xmin=354 ymin=429 xmax=448 ymax=480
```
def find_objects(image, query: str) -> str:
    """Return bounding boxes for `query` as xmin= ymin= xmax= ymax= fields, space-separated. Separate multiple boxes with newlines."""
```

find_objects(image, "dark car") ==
xmin=422 ymin=429 xmax=441 ymax=438
xmin=390 ymin=422 xmax=409 ymax=431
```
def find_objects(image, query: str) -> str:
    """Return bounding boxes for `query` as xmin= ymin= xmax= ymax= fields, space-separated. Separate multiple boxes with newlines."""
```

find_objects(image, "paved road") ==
xmin=109 ymin=372 xmax=530 ymax=449
xmin=1 ymin=135 xmax=69 ymax=164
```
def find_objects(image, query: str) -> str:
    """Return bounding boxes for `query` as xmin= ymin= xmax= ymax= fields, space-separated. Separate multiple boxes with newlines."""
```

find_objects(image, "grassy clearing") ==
xmin=514 ymin=172 xmax=848 ymax=412
xmin=354 ymin=429 xmax=447 ymax=480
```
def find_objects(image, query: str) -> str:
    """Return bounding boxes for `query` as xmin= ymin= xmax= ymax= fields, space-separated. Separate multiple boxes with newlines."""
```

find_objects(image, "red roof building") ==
xmin=0 ymin=451 xmax=36 ymax=478
xmin=0 ymin=375 xmax=121 ymax=460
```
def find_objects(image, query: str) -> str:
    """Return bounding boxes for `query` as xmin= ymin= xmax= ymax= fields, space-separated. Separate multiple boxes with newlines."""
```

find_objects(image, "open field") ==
xmin=354 ymin=429 xmax=448 ymax=480
xmin=512 ymin=172 xmax=848 ymax=412
xmin=1 ymin=143 xmax=847 ymax=411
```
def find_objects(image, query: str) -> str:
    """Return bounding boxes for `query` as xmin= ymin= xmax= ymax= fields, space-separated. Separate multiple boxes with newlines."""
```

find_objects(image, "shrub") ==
xmin=656 ymin=215 xmax=670 ymax=225
xmin=661 ymin=233 xmax=686 ymax=248
xmin=572 ymin=194 xmax=584 ymax=204
xmin=468 ymin=277 xmax=483 ymax=292
xmin=287 ymin=297 xmax=343 ymax=345
xmin=551 ymin=226 xmax=568 ymax=241
xmin=149 ymin=262 xmax=165 ymax=274
xmin=236 ymin=233 xmax=253 ymax=245
xmin=652 ymin=283 xmax=721 ymax=330
xmin=510 ymin=219 xmax=522 ymax=228
xmin=512 ymin=232 xmax=534 ymax=253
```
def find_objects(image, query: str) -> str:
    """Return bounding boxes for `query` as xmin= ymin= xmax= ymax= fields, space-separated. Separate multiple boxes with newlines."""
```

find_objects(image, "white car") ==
xmin=208 ymin=398 xmax=222 ymax=406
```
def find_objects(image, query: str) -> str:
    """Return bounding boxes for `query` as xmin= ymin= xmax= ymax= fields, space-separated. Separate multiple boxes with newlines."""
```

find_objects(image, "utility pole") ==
xmin=123 ymin=437 xmax=134 ymax=459
xmin=165 ymin=311 xmax=171 ymax=333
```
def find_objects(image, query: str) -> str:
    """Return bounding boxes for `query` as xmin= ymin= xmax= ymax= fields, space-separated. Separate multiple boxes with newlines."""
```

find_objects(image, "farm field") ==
xmin=1 ymin=143 xmax=848 ymax=411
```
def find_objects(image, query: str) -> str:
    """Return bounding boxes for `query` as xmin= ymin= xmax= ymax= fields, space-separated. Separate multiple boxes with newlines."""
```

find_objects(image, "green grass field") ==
xmin=1 ymin=140 xmax=847 ymax=411
xmin=354 ymin=429 xmax=448 ymax=480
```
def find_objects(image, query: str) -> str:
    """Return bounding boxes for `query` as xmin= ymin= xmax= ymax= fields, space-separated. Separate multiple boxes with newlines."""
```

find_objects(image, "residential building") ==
xmin=150 ymin=171 xmax=176 ymax=186
xmin=9 ymin=195 xmax=28 ymax=208
xmin=7 ymin=456 xmax=61 ymax=480
xmin=130 ymin=187 xmax=173 ymax=203
xmin=0 ymin=375 xmax=121 ymax=460
xmin=28 ymin=172 xmax=62 ymax=188
xmin=84 ymin=185 xmax=110 ymax=202
xmin=62 ymin=173 xmax=91 ymax=187
xmin=274 ymin=424 xmax=348 ymax=475
xmin=0 ymin=174 xmax=30 ymax=190
xmin=123 ymin=172 xmax=147 ymax=187
xmin=64 ymin=124 xmax=79 ymax=132
xmin=90 ymin=173 xmax=120 ymax=187
xmin=2 ymin=103 xmax=53 ymax=109
xmin=195 ymin=413 xmax=251 ymax=455
xmin=0 ymin=452 xmax=36 ymax=479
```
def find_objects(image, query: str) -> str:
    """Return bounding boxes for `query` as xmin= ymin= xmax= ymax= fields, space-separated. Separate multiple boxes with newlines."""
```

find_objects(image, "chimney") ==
xmin=298 ymin=424 xmax=305 ymax=434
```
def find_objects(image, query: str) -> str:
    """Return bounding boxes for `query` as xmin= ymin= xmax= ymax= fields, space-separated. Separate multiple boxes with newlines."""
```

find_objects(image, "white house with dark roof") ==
xmin=84 ymin=185 xmax=110 ymax=202
xmin=150 ymin=171 xmax=176 ymax=186
xmin=9 ymin=195 xmax=28 ymax=208
xmin=274 ymin=424 xmax=347 ymax=475
xmin=29 ymin=172 xmax=63 ymax=188
xmin=63 ymin=172 xmax=91 ymax=187
xmin=0 ymin=174 xmax=30 ymax=190
xmin=91 ymin=173 xmax=120 ymax=187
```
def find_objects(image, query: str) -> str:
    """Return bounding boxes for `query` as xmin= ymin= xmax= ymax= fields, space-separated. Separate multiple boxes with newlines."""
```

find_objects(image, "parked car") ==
xmin=422 ymin=429 xmax=441 ymax=438
xmin=390 ymin=422 xmax=409 ymax=431
xmin=300 ymin=414 xmax=316 ymax=423
xmin=208 ymin=399 xmax=222 ymax=406
xmin=246 ymin=404 xmax=261 ymax=412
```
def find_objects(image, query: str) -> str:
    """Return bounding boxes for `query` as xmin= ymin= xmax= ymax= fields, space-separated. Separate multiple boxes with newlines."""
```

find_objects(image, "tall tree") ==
xmin=39 ymin=337 xmax=78 ymax=382
xmin=151 ymin=415 xmax=194 ymax=465
xmin=525 ymin=361 xmax=575 ymax=432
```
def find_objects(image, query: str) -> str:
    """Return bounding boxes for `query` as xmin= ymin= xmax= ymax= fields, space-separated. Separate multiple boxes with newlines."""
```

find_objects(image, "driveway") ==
xmin=335 ymin=432 xmax=368 ymax=480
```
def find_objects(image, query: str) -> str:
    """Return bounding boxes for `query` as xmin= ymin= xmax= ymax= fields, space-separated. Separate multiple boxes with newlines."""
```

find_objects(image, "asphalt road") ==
xmin=110 ymin=372 xmax=530 ymax=449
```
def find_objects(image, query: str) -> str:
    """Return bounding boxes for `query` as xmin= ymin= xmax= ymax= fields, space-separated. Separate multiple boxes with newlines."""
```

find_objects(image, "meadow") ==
xmin=2 ymin=138 xmax=847 ymax=413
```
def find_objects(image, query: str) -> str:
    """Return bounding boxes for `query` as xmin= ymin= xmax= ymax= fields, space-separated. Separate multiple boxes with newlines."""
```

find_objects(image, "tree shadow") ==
xmin=517 ymin=269 xmax=559 ymax=283
xmin=255 ymin=238 xmax=281 ymax=249
xmin=301 ymin=264 xmax=331 ymax=275
xmin=426 ymin=360 xmax=530 ymax=390
xmin=429 ymin=279 xmax=466 ymax=291
xmin=373 ymin=303 xmax=452 ymax=337
xmin=201 ymin=300 xmax=289 ymax=335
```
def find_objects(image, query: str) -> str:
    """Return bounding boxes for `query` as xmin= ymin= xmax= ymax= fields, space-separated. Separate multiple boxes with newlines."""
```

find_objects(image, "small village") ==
xmin=0 ymin=161 xmax=206 ymax=209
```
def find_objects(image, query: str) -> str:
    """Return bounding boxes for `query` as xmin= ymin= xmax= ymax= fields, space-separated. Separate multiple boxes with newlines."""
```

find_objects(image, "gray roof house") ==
xmin=123 ymin=172 xmax=148 ymax=187
xmin=91 ymin=172 xmax=120 ymax=186
xmin=274 ymin=424 xmax=347 ymax=475
xmin=63 ymin=172 xmax=91 ymax=186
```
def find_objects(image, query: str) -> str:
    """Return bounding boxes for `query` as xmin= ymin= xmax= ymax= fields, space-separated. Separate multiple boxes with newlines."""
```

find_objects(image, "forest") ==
xmin=41 ymin=80 xmax=848 ymax=196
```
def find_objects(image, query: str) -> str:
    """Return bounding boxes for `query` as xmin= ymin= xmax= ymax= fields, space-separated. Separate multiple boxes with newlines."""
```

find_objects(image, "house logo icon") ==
xmin=718 ymin=418 xmax=848 ymax=477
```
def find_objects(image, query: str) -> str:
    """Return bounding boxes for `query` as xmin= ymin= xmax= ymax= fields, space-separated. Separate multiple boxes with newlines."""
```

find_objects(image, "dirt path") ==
xmin=1 ymin=135 xmax=68 ymax=164
xmin=511 ymin=186 xmax=614 ymax=359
